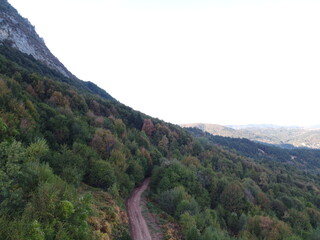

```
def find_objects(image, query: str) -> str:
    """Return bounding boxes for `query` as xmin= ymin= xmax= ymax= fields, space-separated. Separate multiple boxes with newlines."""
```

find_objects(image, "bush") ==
xmin=158 ymin=186 xmax=189 ymax=216
xmin=88 ymin=160 xmax=115 ymax=189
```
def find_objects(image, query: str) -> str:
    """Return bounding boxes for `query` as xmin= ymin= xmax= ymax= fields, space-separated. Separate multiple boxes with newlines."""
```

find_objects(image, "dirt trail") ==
xmin=126 ymin=178 xmax=153 ymax=240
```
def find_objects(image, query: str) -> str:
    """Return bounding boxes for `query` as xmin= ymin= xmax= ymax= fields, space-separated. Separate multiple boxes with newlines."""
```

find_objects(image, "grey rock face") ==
xmin=0 ymin=0 xmax=74 ymax=78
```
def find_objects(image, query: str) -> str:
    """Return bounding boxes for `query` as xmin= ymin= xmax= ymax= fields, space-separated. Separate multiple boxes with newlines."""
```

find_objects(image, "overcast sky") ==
xmin=7 ymin=0 xmax=320 ymax=126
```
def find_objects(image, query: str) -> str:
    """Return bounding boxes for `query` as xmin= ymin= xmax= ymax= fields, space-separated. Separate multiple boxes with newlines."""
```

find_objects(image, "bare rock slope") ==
xmin=0 ymin=0 xmax=73 ymax=78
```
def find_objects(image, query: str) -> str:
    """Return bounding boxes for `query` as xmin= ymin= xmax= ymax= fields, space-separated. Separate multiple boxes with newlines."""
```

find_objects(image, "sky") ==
xmin=7 ymin=0 xmax=320 ymax=126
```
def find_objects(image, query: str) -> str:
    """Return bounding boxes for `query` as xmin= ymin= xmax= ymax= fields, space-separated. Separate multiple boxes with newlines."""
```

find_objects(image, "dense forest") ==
xmin=187 ymin=127 xmax=320 ymax=171
xmin=1 ymin=37 xmax=320 ymax=240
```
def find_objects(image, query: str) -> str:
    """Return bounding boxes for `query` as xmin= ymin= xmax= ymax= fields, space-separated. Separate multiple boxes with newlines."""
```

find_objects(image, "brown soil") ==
xmin=126 ymin=178 xmax=163 ymax=240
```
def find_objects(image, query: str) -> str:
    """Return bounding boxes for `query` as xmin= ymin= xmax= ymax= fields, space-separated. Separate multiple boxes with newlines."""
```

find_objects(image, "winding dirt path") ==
xmin=126 ymin=178 xmax=152 ymax=240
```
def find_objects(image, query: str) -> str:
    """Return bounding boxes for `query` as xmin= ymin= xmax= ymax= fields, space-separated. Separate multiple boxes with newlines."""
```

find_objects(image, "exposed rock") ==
xmin=0 ymin=0 xmax=74 ymax=78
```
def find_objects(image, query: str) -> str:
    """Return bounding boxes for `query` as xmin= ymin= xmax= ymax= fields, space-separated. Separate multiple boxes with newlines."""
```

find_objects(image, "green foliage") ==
xmin=26 ymin=139 xmax=49 ymax=162
xmin=176 ymin=198 xmax=200 ymax=217
xmin=190 ymin=128 xmax=320 ymax=171
xmin=1 ymin=37 xmax=320 ymax=240
xmin=0 ymin=117 xmax=8 ymax=132
xmin=109 ymin=149 xmax=128 ymax=172
xmin=0 ymin=140 xmax=92 ymax=239
xmin=185 ymin=225 xmax=201 ymax=240
xmin=29 ymin=220 xmax=45 ymax=240
xmin=220 ymin=181 xmax=247 ymax=214
xmin=287 ymin=209 xmax=312 ymax=234
xmin=127 ymin=160 xmax=144 ymax=183
xmin=0 ymin=141 xmax=29 ymax=215
xmin=25 ymin=173 xmax=92 ymax=239
xmin=309 ymin=228 xmax=320 ymax=240
xmin=0 ymin=216 xmax=29 ymax=240
xmin=201 ymin=227 xmax=230 ymax=240
xmin=88 ymin=160 xmax=116 ymax=189
xmin=158 ymin=186 xmax=189 ymax=215
xmin=60 ymin=200 xmax=75 ymax=219
xmin=180 ymin=212 xmax=198 ymax=235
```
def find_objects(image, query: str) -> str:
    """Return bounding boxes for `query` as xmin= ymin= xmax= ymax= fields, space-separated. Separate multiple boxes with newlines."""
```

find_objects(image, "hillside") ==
xmin=2 ymin=1 xmax=320 ymax=240
xmin=181 ymin=123 xmax=239 ymax=137
xmin=186 ymin=127 xmax=320 ymax=173
xmin=0 ymin=0 xmax=73 ymax=78
xmin=182 ymin=123 xmax=320 ymax=149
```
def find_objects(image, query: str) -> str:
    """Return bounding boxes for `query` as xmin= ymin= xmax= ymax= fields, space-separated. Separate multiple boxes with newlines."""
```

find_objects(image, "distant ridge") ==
xmin=181 ymin=123 xmax=320 ymax=149
xmin=2 ymin=2 xmax=320 ymax=239
xmin=226 ymin=124 xmax=292 ymax=129
xmin=180 ymin=123 xmax=237 ymax=136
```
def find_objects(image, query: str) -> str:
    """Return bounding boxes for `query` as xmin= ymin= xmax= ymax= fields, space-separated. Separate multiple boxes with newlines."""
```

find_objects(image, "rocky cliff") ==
xmin=0 ymin=0 xmax=74 ymax=78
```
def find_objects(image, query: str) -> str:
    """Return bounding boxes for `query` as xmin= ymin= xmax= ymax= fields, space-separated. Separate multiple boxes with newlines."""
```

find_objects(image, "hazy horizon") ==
xmin=8 ymin=0 xmax=320 ymax=126
xmin=181 ymin=122 xmax=320 ymax=128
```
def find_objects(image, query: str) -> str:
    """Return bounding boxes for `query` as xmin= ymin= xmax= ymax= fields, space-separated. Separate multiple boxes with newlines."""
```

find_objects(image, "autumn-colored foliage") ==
xmin=142 ymin=119 xmax=155 ymax=136
xmin=1 ymin=40 xmax=320 ymax=240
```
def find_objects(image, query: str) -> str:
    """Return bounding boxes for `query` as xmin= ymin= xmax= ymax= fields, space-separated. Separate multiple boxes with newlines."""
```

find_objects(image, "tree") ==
xmin=142 ymin=119 xmax=155 ymax=136
xmin=182 ymin=156 xmax=201 ymax=167
xmin=91 ymin=128 xmax=117 ymax=158
xmin=196 ymin=209 xmax=219 ymax=233
xmin=176 ymin=198 xmax=200 ymax=217
xmin=0 ymin=141 xmax=26 ymax=215
xmin=88 ymin=160 xmax=115 ymax=189
xmin=180 ymin=212 xmax=201 ymax=240
xmin=109 ymin=149 xmax=128 ymax=172
xmin=158 ymin=186 xmax=189 ymax=215
xmin=287 ymin=209 xmax=311 ymax=234
xmin=220 ymin=181 xmax=247 ymax=213
xmin=257 ymin=191 xmax=270 ymax=210
xmin=158 ymin=135 xmax=169 ymax=155
xmin=307 ymin=208 xmax=320 ymax=229
xmin=185 ymin=225 xmax=201 ymax=240
xmin=29 ymin=220 xmax=45 ymax=240
xmin=201 ymin=227 xmax=226 ymax=240
xmin=0 ymin=117 xmax=8 ymax=139
xmin=114 ymin=118 xmax=126 ymax=138
xmin=26 ymin=173 xmax=92 ymax=240
xmin=271 ymin=199 xmax=288 ymax=219
xmin=127 ymin=160 xmax=144 ymax=183
xmin=26 ymin=139 xmax=49 ymax=163
xmin=243 ymin=216 xmax=291 ymax=240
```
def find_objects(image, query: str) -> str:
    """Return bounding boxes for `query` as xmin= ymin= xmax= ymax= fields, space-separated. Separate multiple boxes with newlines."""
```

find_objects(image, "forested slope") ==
xmin=1 ymin=4 xmax=320 ymax=238
xmin=2 ymin=43 xmax=320 ymax=239
xmin=182 ymin=123 xmax=320 ymax=149
xmin=187 ymin=127 xmax=320 ymax=171
xmin=0 ymin=43 xmax=196 ymax=239
xmin=150 ymin=128 xmax=320 ymax=239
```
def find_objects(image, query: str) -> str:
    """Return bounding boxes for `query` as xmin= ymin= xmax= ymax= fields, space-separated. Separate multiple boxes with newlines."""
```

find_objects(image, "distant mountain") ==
xmin=2 ymin=1 xmax=320 ymax=239
xmin=181 ymin=123 xmax=237 ymax=136
xmin=226 ymin=124 xmax=297 ymax=129
xmin=182 ymin=123 xmax=320 ymax=149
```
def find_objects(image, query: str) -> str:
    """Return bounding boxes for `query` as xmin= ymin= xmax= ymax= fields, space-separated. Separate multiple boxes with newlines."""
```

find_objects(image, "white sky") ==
xmin=7 ymin=0 xmax=320 ymax=126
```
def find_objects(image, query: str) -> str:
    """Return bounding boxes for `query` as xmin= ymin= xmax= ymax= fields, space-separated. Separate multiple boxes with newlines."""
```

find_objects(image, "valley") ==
xmin=1 ymin=1 xmax=320 ymax=240
xmin=182 ymin=123 xmax=320 ymax=149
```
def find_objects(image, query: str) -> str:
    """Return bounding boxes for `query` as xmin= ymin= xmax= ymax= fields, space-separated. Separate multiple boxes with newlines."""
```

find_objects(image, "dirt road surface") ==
xmin=127 ymin=178 xmax=152 ymax=240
